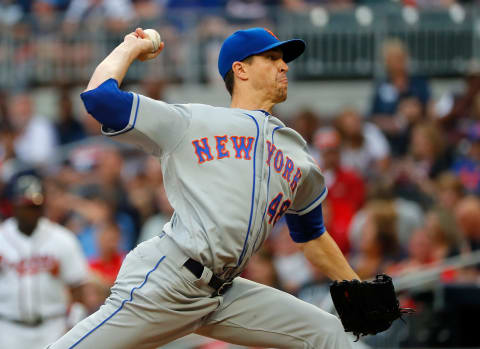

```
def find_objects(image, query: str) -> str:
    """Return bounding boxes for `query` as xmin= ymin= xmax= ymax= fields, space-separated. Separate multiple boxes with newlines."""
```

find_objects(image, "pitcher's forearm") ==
xmin=85 ymin=42 xmax=140 ymax=92
xmin=301 ymin=232 xmax=360 ymax=281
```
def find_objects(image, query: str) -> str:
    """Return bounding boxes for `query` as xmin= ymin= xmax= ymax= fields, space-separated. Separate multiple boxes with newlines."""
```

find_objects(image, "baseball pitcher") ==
xmin=47 ymin=27 xmax=404 ymax=349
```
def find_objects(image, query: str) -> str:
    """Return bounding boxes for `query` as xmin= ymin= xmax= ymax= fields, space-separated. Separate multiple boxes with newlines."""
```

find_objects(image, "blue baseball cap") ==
xmin=218 ymin=28 xmax=306 ymax=80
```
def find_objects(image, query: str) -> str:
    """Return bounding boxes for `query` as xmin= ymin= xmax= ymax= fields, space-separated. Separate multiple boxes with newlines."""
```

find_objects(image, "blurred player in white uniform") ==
xmin=0 ymin=173 xmax=89 ymax=348
xmin=48 ymin=28 xmax=361 ymax=349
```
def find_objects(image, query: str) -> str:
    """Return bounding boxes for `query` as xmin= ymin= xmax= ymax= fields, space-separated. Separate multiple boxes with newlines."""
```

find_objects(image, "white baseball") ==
xmin=143 ymin=29 xmax=162 ymax=53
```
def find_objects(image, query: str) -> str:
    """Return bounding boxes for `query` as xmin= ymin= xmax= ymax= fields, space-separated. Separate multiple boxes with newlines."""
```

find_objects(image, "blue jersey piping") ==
xmin=107 ymin=93 xmax=140 ymax=136
xmin=291 ymin=187 xmax=327 ymax=214
xmin=255 ymin=109 xmax=271 ymax=116
xmin=237 ymin=113 xmax=260 ymax=266
xmin=69 ymin=255 xmax=166 ymax=348
xmin=252 ymin=126 xmax=283 ymax=252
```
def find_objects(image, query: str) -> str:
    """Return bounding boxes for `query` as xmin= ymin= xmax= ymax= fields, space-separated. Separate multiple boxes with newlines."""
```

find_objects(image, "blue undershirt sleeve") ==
xmin=285 ymin=203 xmax=326 ymax=243
xmin=80 ymin=78 xmax=133 ymax=131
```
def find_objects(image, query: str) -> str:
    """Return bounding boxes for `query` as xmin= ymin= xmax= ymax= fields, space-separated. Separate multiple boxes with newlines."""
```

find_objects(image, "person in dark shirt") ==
xmin=314 ymin=127 xmax=366 ymax=254
xmin=451 ymin=122 xmax=480 ymax=195
xmin=370 ymin=39 xmax=430 ymax=154
xmin=455 ymin=196 xmax=480 ymax=252
xmin=55 ymin=89 xmax=86 ymax=145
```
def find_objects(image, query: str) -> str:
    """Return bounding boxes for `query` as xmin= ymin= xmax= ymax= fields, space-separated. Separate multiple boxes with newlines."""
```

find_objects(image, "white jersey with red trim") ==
xmin=0 ymin=217 xmax=88 ymax=322
xmin=102 ymin=96 xmax=327 ymax=279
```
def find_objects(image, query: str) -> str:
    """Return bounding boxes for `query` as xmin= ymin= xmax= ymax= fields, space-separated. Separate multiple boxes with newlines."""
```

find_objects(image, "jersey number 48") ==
xmin=267 ymin=193 xmax=291 ymax=225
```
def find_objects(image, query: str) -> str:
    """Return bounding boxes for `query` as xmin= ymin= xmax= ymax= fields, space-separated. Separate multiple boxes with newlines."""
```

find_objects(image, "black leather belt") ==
xmin=0 ymin=313 xmax=64 ymax=327
xmin=183 ymin=258 xmax=233 ymax=296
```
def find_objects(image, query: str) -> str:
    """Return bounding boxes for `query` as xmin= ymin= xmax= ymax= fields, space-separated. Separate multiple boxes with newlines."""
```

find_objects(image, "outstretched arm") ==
xmin=80 ymin=28 xmax=190 ymax=155
xmin=85 ymin=28 xmax=164 ymax=92
xmin=299 ymin=232 xmax=360 ymax=282
xmin=286 ymin=204 xmax=360 ymax=282
xmin=80 ymin=28 xmax=165 ymax=132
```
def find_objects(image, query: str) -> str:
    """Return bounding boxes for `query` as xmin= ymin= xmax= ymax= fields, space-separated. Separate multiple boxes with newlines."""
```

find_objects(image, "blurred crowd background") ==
xmin=2 ymin=0 xmax=480 ymax=348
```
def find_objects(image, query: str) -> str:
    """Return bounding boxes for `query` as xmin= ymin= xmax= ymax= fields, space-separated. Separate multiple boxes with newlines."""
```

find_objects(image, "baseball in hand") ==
xmin=143 ymin=29 xmax=162 ymax=53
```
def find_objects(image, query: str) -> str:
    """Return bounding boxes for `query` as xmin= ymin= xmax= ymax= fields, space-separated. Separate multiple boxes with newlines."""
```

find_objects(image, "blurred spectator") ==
xmin=141 ymin=77 xmax=168 ymax=101
xmin=0 ymin=0 xmax=23 ymax=26
xmin=143 ymin=155 xmax=164 ymax=187
xmin=124 ymin=161 xmax=157 ymax=227
xmin=26 ymin=1 xmax=66 ymax=82
xmin=390 ymin=96 xmax=425 ymax=157
xmin=225 ymin=0 xmax=271 ymax=22
xmin=0 ymin=126 xmax=17 ymax=218
xmin=454 ymin=195 xmax=480 ymax=252
xmin=88 ymin=222 xmax=124 ymax=287
xmin=290 ymin=109 xmax=320 ymax=150
xmin=63 ymin=0 xmax=134 ymax=33
xmin=138 ymin=186 xmax=174 ymax=242
xmin=353 ymin=200 xmax=406 ymax=280
xmin=96 ymin=146 xmax=141 ymax=238
xmin=62 ymin=186 xmax=137 ymax=260
xmin=196 ymin=16 xmax=231 ymax=84
xmin=54 ymin=89 xmax=87 ymax=145
xmin=349 ymin=180 xmax=423 ymax=256
xmin=124 ymin=154 xmax=164 ymax=224
xmin=434 ymin=60 xmax=480 ymax=143
xmin=314 ymin=127 xmax=365 ymax=254
xmin=270 ymin=221 xmax=315 ymax=294
xmin=29 ymin=0 xmax=63 ymax=36
xmin=385 ymin=207 xmax=461 ymax=277
xmin=393 ymin=122 xmax=453 ymax=206
xmin=433 ymin=171 xmax=465 ymax=211
xmin=388 ymin=228 xmax=433 ymax=277
xmin=334 ymin=107 xmax=390 ymax=178
xmin=43 ymin=176 xmax=70 ymax=224
xmin=451 ymin=122 xmax=480 ymax=195
xmin=6 ymin=91 xmax=58 ymax=165
xmin=243 ymin=246 xmax=281 ymax=289
xmin=96 ymin=147 xmax=127 ymax=204
xmin=62 ymin=144 xmax=141 ymax=244
xmin=82 ymin=274 xmax=110 ymax=315
xmin=422 ymin=208 xmax=463 ymax=261
xmin=409 ymin=122 xmax=452 ymax=178
xmin=132 ymin=0 xmax=164 ymax=23
xmin=81 ymin=108 xmax=103 ymax=137
xmin=370 ymin=39 xmax=430 ymax=148
xmin=0 ymin=124 xmax=15 ymax=170
xmin=0 ymin=172 xmax=89 ymax=348
xmin=0 ymin=90 xmax=8 ymax=122
xmin=62 ymin=142 xmax=106 ymax=184
xmin=0 ymin=122 xmax=23 ymax=182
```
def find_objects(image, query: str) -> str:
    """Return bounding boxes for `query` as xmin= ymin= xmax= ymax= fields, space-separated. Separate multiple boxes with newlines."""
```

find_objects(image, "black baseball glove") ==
xmin=330 ymin=274 xmax=414 ymax=340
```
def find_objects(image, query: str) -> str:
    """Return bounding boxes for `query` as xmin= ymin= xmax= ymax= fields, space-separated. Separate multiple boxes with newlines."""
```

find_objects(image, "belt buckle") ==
xmin=216 ymin=280 xmax=233 ymax=296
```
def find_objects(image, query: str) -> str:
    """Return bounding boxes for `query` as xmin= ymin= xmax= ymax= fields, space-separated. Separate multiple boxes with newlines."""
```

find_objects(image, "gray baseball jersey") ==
xmin=104 ymin=94 xmax=327 ymax=279
xmin=47 ymin=93 xmax=362 ymax=349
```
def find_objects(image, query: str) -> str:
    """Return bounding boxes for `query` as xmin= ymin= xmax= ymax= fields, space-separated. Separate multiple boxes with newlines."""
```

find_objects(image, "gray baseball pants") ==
xmin=47 ymin=234 xmax=354 ymax=349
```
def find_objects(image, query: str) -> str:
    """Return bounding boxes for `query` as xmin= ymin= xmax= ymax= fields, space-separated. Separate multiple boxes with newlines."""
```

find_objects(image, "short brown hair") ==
xmin=224 ymin=70 xmax=235 ymax=96
xmin=223 ymin=56 xmax=254 ymax=97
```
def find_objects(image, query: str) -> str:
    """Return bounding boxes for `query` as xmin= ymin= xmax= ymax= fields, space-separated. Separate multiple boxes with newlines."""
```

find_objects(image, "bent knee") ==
xmin=312 ymin=311 xmax=345 ymax=335
xmin=303 ymin=311 xmax=349 ymax=348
